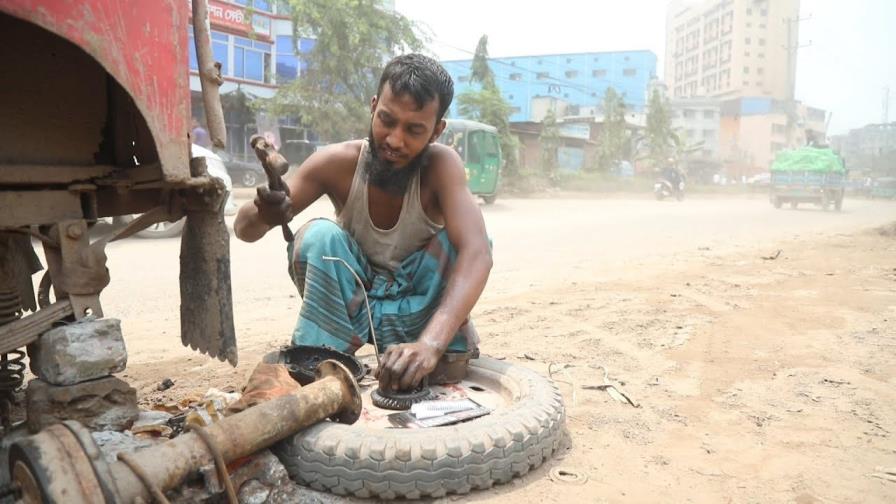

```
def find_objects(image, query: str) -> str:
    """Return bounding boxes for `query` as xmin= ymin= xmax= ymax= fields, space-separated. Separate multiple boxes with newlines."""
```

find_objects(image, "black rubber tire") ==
xmin=135 ymin=218 xmax=186 ymax=239
xmin=482 ymin=194 xmax=497 ymax=205
xmin=790 ymin=201 xmax=798 ymax=209
xmin=773 ymin=197 xmax=783 ymax=209
xmin=274 ymin=357 xmax=565 ymax=499
xmin=241 ymin=171 xmax=258 ymax=187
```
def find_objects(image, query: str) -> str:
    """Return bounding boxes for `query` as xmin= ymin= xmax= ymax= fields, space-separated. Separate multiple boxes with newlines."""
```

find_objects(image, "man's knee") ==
xmin=295 ymin=219 xmax=346 ymax=259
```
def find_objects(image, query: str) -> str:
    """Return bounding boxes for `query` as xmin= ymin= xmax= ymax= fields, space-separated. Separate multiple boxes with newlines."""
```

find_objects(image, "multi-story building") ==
xmin=719 ymin=97 xmax=826 ymax=176
xmin=186 ymin=0 xmax=316 ymax=160
xmin=830 ymin=123 xmax=896 ymax=175
xmin=670 ymin=97 xmax=722 ymax=160
xmin=441 ymin=51 xmax=658 ymax=123
xmin=664 ymin=0 xmax=800 ymax=101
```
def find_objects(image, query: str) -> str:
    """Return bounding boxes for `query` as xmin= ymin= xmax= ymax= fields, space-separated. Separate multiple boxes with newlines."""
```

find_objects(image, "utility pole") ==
xmin=884 ymin=86 xmax=890 ymax=124
xmin=783 ymin=7 xmax=811 ymax=147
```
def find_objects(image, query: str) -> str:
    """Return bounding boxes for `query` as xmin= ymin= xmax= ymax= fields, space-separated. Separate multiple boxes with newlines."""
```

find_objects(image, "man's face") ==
xmin=369 ymin=82 xmax=445 ymax=169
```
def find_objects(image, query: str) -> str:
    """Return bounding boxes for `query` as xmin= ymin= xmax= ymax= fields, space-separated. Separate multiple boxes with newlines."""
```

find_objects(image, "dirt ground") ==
xmin=87 ymin=194 xmax=896 ymax=502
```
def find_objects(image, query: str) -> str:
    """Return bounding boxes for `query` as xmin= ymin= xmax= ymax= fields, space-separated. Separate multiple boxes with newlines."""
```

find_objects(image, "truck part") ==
xmin=7 ymin=360 xmax=361 ymax=504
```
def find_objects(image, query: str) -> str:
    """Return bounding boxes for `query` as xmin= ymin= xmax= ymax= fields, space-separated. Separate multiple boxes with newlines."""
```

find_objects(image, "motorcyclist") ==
xmin=661 ymin=157 xmax=686 ymax=191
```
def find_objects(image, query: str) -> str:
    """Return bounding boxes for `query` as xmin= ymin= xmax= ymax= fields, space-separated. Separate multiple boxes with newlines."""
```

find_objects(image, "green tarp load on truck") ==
xmin=771 ymin=147 xmax=845 ymax=173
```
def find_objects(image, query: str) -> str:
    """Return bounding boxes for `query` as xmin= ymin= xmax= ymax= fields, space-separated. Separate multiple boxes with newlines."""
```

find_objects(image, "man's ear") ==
xmin=370 ymin=95 xmax=378 ymax=115
xmin=430 ymin=119 xmax=447 ymax=143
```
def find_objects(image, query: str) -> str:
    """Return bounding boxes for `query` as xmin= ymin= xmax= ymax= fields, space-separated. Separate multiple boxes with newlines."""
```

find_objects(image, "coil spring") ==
xmin=0 ymin=351 xmax=25 ymax=395
xmin=0 ymin=288 xmax=21 ymax=326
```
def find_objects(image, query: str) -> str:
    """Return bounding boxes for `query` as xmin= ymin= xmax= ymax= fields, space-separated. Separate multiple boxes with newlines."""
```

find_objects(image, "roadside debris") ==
xmin=583 ymin=365 xmax=640 ymax=408
xmin=548 ymin=467 xmax=588 ymax=485
xmin=761 ymin=249 xmax=782 ymax=260
xmin=157 ymin=378 xmax=175 ymax=391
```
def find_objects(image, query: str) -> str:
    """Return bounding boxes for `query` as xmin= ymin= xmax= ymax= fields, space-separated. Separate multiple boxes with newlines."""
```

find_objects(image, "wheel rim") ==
xmin=242 ymin=172 xmax=257 ymax=187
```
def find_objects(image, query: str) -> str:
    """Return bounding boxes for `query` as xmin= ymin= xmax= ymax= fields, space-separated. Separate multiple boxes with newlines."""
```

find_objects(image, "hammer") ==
xmin=249 ymin=134 xmax=294 ymax=242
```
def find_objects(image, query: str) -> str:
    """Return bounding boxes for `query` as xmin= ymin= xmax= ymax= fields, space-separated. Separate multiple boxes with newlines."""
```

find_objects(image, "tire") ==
xmin=136 ymin=218 xmax=186 ymax=239
xmin=274 ymin=357 xmax=565 ymax=499
xmin=790 ymin=201 xmax=798 ymax=209
xmin=482 ymin=194 xmax=497 ymax=205
xmin=835 ymin=192 xmax=844 ymax=211
xmin=240 ymin=171 xmax=258 ymax=187
xmin=773 ymin=197 xmax=782 ymax=209
xmin=655 ymin=192 xmax=665 ymax=201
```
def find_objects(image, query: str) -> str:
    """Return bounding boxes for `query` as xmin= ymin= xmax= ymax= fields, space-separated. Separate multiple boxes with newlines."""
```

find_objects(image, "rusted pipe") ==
xmin=107 ymin=360 xmax=361 ymax=502
xmin=191 ymin=0 xmax=227 ymax=148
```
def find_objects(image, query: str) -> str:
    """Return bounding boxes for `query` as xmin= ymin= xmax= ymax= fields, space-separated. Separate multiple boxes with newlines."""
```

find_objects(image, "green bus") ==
xmin=437 ymin=119 xmax=502 ymax=204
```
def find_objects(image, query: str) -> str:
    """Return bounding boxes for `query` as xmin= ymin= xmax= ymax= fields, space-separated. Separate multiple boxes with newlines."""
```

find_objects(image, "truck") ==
xmin=769 ymin=147 xmax=846 ymax=211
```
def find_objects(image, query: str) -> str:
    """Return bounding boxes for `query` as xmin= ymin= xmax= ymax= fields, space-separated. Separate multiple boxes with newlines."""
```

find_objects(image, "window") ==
xmin=275 ymin=35 xmax=298 ymax=82
xmin=510 ymin=106 xmax=521 ymax=114
xmin=704 ymin=110 xmax=716 ymax=119
xmin=772 ymin=124 xmax=787 ymax=135
xmin=566 ymin=57 xmax=573 ymax=63
xmin=509 ymin=73 xmax=522 ymax=81
xmin=758 ymin=38 xmax=766 ymax=46
xmin=759 ymin=23 xmax=767 ymax=29
xmin=771 ymin=141 xmax=784 ymax=152
xmin=593 ymin=69 xmax=607 ymax=78
xmin=565 ymin=70 xmax=578 ymax=78
xmin=623 ymin=68 xmax=637 ymax=77
xmin=746 ymin=8 xmax=752 ymax=15
xmin=760 ymin=8 xmax=768 ymax=16
xmin=233 ymin=36 xmax=271 ymax=82
xmin=189 ymin=29 xmax=231 ymax=75
xmin=743 ymin=66 xmax=750 ymax=74
xmin=758 ymin=53 xmax=765 ymax=59
xmin=508 ymin=94 xmax=514 ymax=100
xmin=703 ymin=129 xmax=716 ymax=140
xmin=757 ymin=67 xmax=764 ymax=75
xmin=683 ymin=109 xmax=695 ymax=119
xmin=745 ymin=37 xmax=751 ymax=45
xmin=537 ymin=59 xmax=543 ymax=65
xmin=536 ymin=71 xmax=549 ymax=80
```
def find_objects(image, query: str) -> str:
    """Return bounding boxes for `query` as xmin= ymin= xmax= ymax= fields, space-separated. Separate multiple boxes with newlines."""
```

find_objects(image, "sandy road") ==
xmin=93 ymin=194 xmax=896 ymax=502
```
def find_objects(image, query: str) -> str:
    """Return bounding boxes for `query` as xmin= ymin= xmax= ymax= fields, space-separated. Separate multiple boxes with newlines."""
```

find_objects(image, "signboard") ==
xmin=198 ymin=0 xmax=271 ymax=37
xmin=558 ymin=123 xmax=591 ymax=140
xmin=558 ymin=147 xmax=585 ymax=171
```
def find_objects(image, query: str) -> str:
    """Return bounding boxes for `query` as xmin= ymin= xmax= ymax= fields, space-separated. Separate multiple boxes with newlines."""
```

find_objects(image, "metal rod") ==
xmin=322 ymin=256 xmax=381 ymax=367
xmin=106 ymin=364 xmax=359 ymax=502
xmin=191 ymin=0 xmax=227 ymax=148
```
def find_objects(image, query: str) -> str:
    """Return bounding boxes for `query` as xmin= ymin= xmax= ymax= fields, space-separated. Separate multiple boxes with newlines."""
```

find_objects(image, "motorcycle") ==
xmin=654 ymin=178 xmax=685 ymax=201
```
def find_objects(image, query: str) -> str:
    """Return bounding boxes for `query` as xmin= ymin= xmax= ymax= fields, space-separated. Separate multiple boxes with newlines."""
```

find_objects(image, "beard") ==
xmin=364 ymin=125 xmax=430 ymax=196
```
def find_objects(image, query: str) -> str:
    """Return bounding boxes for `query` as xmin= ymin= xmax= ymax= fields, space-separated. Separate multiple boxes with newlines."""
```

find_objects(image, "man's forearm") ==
xmin=419 ymin=248 xmax=492 ymax=353
xmin=233 ymin=204 xmax=273 ymax=242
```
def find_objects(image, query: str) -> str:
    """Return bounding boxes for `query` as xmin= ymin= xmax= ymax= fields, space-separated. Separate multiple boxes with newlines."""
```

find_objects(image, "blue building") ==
xmin=441 ymin=51 xmax=657 ymax=122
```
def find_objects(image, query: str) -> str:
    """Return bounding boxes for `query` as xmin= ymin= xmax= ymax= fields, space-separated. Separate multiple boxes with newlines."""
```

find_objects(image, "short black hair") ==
xmin=377 ymin=53 xmax=454 ymax=122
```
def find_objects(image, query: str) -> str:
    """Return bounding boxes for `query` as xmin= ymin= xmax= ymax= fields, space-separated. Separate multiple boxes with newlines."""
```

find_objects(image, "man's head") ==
xmin=364 ymin=54 xmax=454 ymax=194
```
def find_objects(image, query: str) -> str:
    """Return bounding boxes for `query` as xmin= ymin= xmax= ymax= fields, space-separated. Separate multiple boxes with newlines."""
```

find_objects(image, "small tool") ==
xmin=249 ymin=134 xmax=293 ymax=242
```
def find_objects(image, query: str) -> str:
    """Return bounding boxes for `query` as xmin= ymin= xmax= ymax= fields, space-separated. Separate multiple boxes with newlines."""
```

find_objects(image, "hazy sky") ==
xmin=394 ymin=0 xmax=895 ymax=135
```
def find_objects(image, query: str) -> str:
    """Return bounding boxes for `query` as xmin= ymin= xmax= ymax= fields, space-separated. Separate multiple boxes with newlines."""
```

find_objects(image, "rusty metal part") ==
xmin=41 ymin=220 xmax=106 ymax=319
xmin=192 ymin=0 xmax=227 ymax=149
xmin=117 ymin=452 xmax=171 ymax=504
xmin=179 ymin=188 xmax=237 ymax=365
xmin=371 ymin=384 xmax=434 ymax=411
xmin=430 ymin=349 xmax=476 ymax=385
xmin=250 ymin=134 xmax=294 ymax=242
xmin=0 ymin=190 xmax=83 ymax=228
xmin=186 ymin=425 xmax=238 ymax=504
xmin=0 ymin=350 xmax=26 ymax=429
xmin=0 ymin=300 xmax=74 ymax=355
xmin=8 ymin=360 xmax=361 ymax=503
xmin=282 ymin=345 xmax=367 ymax=386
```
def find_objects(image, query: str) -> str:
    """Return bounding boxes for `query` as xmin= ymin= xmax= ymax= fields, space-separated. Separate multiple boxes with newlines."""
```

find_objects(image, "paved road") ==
xmin=92 ymin=194 xmax=896 ymax=362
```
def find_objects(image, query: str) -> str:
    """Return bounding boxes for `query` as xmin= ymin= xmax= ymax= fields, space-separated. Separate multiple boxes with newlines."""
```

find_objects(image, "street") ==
xmin=103 ymin=194 xmax=896 ymax=503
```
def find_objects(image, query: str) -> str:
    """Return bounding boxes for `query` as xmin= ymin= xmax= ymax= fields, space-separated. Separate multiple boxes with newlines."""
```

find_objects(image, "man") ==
xmin=191 ymin=117 xmax=212 ymax=148
xmin=234 ymin=54 xmax=492 ymax=392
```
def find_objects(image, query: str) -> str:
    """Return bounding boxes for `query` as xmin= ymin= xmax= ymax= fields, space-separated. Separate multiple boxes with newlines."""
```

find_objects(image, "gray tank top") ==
xmin=338 ymin=140 xmax=443 ymax=273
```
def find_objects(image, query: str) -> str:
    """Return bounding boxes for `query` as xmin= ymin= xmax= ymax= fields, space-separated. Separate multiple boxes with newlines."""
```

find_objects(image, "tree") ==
xmin=470 ymin=35 xmax=496 ymax=89
xmin=540 ymin=108 xmax=561 ymax=184
xmin=644 ymin=89 xmax=680 ymax=166
xmin=263 ymin=0 xmax=423 ymax=141
xmin=595 ymin=87 xmax=630 ymax=172
xmin=457 ymin=35 xmax=519 ymax=176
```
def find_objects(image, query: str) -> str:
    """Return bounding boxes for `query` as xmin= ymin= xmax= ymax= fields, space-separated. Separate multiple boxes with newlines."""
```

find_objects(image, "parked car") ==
xmin=218 ymin=149 xmax=266 ymax=188
xmin=133 ymin=144 xmax=237 ymax=238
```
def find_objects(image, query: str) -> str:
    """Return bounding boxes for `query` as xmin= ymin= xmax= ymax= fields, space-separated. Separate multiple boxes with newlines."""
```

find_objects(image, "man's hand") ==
xmin=254 ymin=186 xmax=294 ymax=227
xmin=375 ymin=341 xmax=441 ymax=391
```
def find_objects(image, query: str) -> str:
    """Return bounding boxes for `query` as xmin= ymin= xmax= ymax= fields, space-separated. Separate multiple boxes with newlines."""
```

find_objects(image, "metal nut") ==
xmin=66 ymin=224 xmax=83 ymax=239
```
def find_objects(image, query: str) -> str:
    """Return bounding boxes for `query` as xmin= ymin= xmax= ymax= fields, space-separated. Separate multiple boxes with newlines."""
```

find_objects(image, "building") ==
xmin=441 ymin=51 xmax=658 ymax=123
xmin=718 ymin=97 xmax=826 ymax=176
xmin=830 ymin=123 xmax=896 ymax=175
xmin=670 ymin=97 xmax=722 ymax=160
xmin=186 ymin=0 xmax=319 ymax=161
xmin=664 ymin=0 xmax=800 ymax=101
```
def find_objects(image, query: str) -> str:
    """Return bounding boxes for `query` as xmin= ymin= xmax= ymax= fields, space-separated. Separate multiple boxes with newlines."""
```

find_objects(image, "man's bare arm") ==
xmin=233 ymin=144 xmax=347 ymax=242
